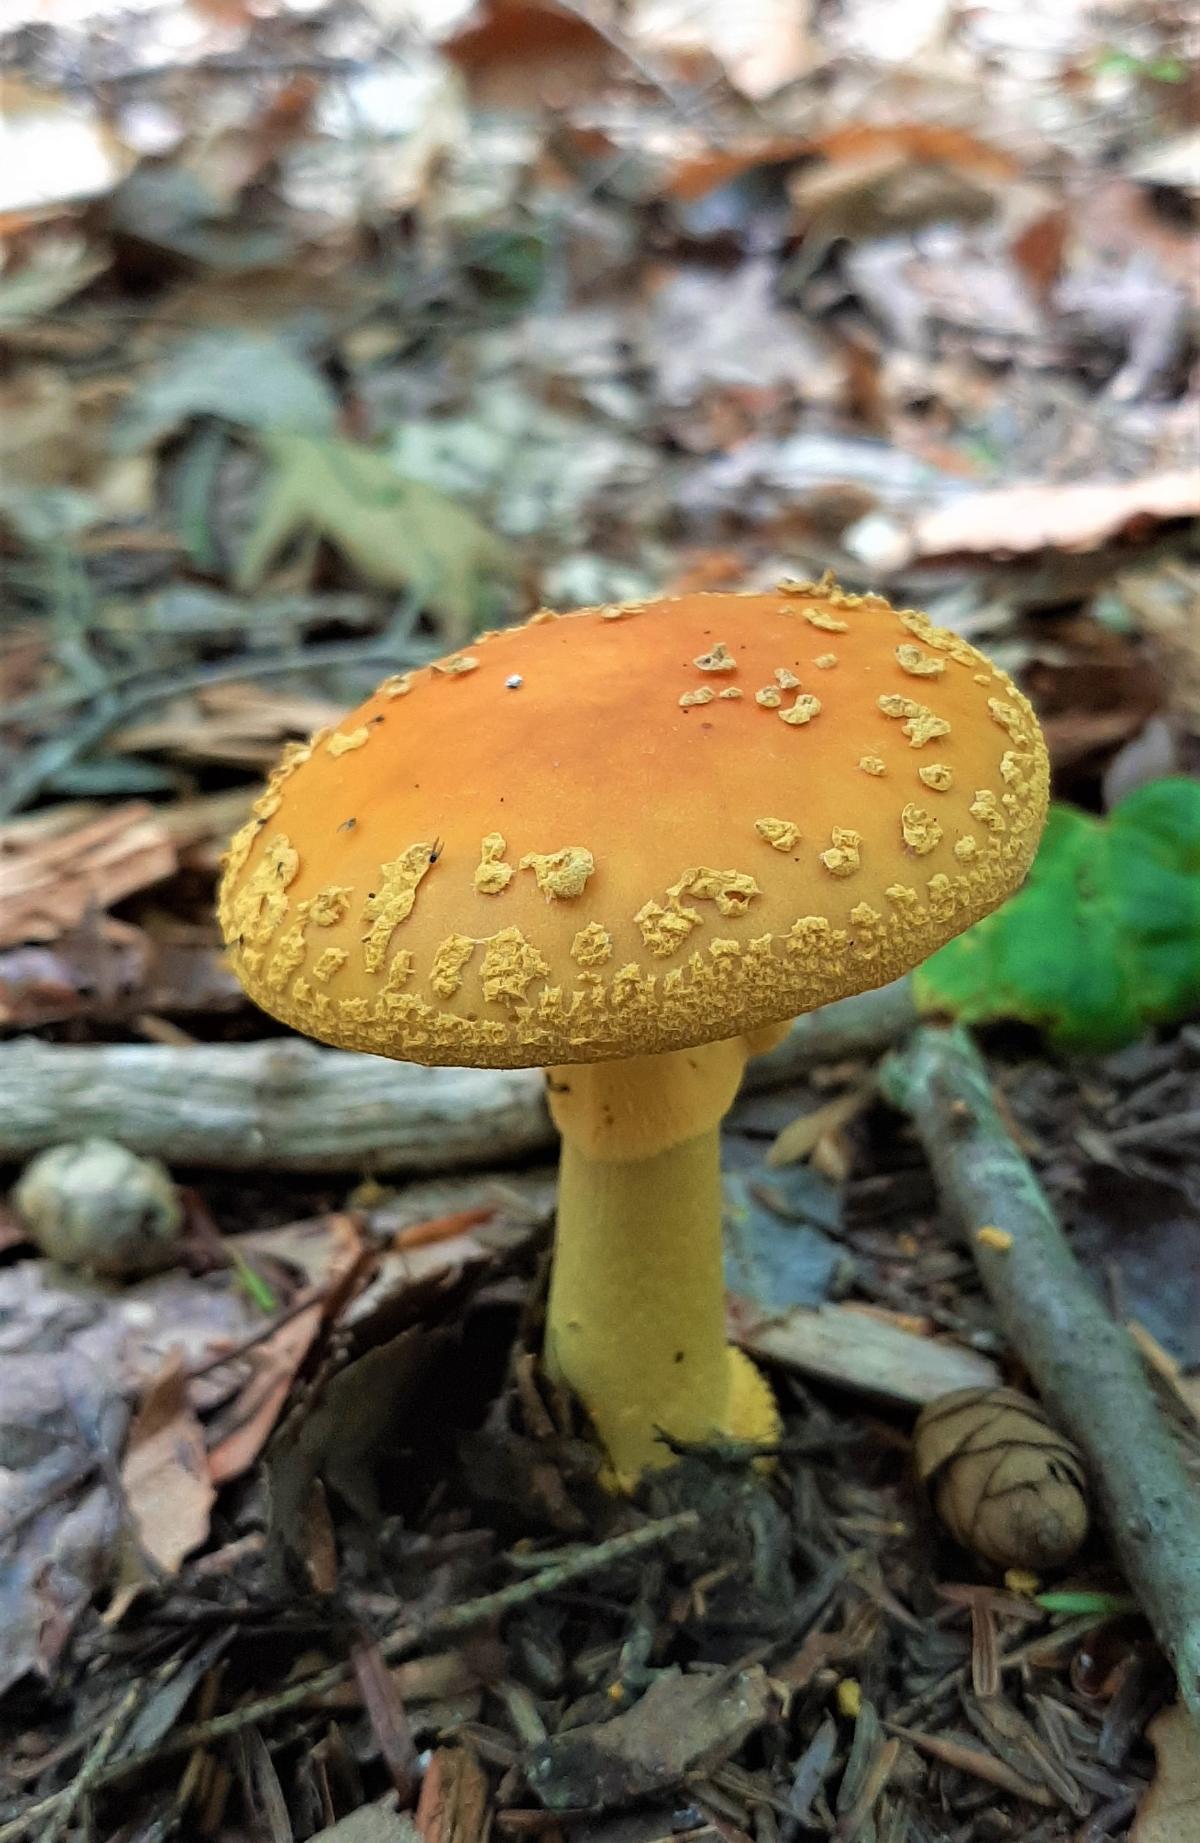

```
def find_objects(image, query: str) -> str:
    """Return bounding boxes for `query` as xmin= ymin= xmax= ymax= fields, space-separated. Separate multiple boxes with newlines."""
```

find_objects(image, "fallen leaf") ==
xmin=527 ymin=1664 xmax=775 ymax=1809
xmin=644 ymin=259 xmax=844 ymax=417
xmin=414 ymin=1745 xmax=490 ymax=1841
xmin=238 ymin=433 xmax=516 ymax=641
xmin=1131 ymin=1702 xmax=1200 ymax=1842
xmin=312 ymin=1794 xmax=422 ymax=1842
xmin=114 ymin=330 xmax=338 ymax=452
xmin=114 ymin=681 xmax=342 ymax=769
xmin=107 ymin=1354 xmax=215 ymax=1620
xmin=206 ymin=1213 xmax=366 ymax=1484
xmin=630 ymin=0 xmax=815 ymax=101
xmin=766 ymin=1085 xmax=872 ymax=1167
xmin=0 ymin=803 xmax=177 ymax=948
xmin=730 ymin=1298 xmax=999 ymax=1407
xmin=445 ymin=0 xmax=615 ymax=111
xmin=903 ymin=470 xmax=1200 ymax=564
xmin=0 ymin=76 xmax=132 ymax=216
xmin=0 ymin=240 xmax=110 ymax=330
xmin=0 ymin=1351 xmax=128 ymax=1693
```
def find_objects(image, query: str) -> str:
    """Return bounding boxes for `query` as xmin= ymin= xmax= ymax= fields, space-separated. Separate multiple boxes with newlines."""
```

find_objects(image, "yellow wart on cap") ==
xmin=969 ymin=790 xmax=1007 ymax=833
xmin=779 ymin=694 xmax=822 ymax=726
xmin=755 ymin=686 xmax=783 ymax=708
xmin=680 ymin=687 xmax=716 ymax=708
xmin=430 ymin=933 xmax=477 ymax=997
xmin=693 ymin=642 xmax=736 ymax=672
xmin=362 ymin=842 xmax=438 ymax=973
xmin=774 ymin=666 xmax=801 ymax=689
xmin=480 ymin=927 xmax=549 ymax=1006
xmin=474 ymin=833 xmax=513 ymax=895
xmin=432 ymin=654 xmax=479 ymax=677
xmin=799 ymin=607 xmax=848 ymax=633
xmin=814 ymin=653 xmax=838 ymax=669
xmin=379 ymin=672 xmax=413 ymax=698
xmin=901 ymin=804 xmax=943 ymax=855
xmin=312 ymin=946 xmax=347 ymax=983
xmin=988 ymin=697 xmax=1028 ymax=742
xmin=918 ymin=763 xmax=954 ymax=792
xmin=877 ymin=695 xmax=951 ymax=747
xmin=571 ymin=922 xmax=613 ymax=968
xmin=954 ymin=835 xmax=979 ymax=862
xmin=755 ymin=818 xmax=801 ymax=852
xmin=859 ymin=755 xmax=886 ymax=776
xmin=820 ymin=829 xmax=862 ymax=878
xmin=896 ymin=644 xmax=946 ymax=678
xmin=520 ymin=846 xmax=595 ymax=901
xmin=671 ymin=867 xmax=760 ymax=916
xmin=718 ymin=686 xmax=743 ymax=700
xmin=327 ymin=726 xmax=370 ymax=757
xmin=226 ymin=834 xmax=299 ymax=946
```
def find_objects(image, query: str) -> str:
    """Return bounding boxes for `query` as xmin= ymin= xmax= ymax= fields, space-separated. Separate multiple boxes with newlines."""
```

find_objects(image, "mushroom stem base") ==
xmin=545 ymin=1079 xmax=779 ymax=1483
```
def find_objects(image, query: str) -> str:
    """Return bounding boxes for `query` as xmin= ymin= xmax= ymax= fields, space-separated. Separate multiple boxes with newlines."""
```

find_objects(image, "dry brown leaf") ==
xmin=205 ymin=1213 xmax=366 ymax=1485
xmin=906 ymin=471 xmax=1200 ymax=564
xmin=1132 ymin=1703 xmax=1200 ymax=1843
xmin=0 ymin=803 xmax=176 ymax=948
xmin=630 ymin=0 xmax=815 ymax=101
xmin=205 ymin=1301 xmax=325 ymax=1487
xmin=414 ymin=1745 xmax=491 ymax=1843
xmin=445 ymin=0 xmax=615 ymax=112
xmin=114 ymin=683 xmax=341 ymax=769
xmin=766 ymin=1085 xmax=872 ymax=1168
xmin=108 ymin=1353 xmax=214 ymax=1621
xmin=730 ymin=1297 xmax=1000 ymax=1407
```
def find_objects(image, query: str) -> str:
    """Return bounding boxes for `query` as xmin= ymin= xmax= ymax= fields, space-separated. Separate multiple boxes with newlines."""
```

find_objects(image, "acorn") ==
xmin=914 ymin=1385 xmax=1089 ymax=1570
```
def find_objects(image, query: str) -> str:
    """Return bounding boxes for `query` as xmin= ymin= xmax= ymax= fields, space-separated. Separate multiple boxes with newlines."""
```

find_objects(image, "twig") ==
xmin=880 ymin=1023 xmax=1200 ymax=1715
xmin=0 ymin=630 xmax=432 ymax=819
xmin=0 ymin=1511 xmax=699 ymax=1832
xmin=0 ymin=982 xmax=918 ymax=1171
xmin=0 ymin=1657 xmax=183 ymax=1843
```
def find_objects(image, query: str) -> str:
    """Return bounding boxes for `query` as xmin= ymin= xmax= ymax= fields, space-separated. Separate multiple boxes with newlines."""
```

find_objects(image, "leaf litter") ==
xmin=0 ymin=0 xmax=1197 ymax=1834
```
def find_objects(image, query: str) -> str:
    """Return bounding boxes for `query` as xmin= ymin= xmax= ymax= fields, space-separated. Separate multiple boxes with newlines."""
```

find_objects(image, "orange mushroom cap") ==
xmin=218 ymin=580 xmax=1048 ymax=1067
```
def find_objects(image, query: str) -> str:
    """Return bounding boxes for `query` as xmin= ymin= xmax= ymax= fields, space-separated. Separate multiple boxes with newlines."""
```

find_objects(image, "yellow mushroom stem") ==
xmin=543 ymin=1026 xmax=788 ymax=1483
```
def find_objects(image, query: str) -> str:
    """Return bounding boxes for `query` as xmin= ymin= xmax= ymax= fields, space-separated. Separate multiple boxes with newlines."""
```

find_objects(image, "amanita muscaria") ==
xmin=219 ymin=580 xmax=1049 ymax=1482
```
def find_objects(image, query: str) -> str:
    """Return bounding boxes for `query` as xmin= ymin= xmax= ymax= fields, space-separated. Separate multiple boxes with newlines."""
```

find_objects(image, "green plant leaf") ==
xmin=914 ymin=778 xmax=1200 ymax=1051
xmin=238 ymin=432 xmax=517 ymax=641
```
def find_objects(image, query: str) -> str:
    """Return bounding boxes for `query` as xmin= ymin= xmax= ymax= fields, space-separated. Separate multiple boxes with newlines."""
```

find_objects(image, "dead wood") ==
xmin=0 ymin=980 xmax=918 ymax=1171
xmin=881 ymin=1022 xmax=1200 ymax=1716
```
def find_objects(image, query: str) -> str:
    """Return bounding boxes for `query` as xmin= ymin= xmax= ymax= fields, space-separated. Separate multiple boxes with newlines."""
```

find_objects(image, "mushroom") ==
xmin=218 ymin=582 xmax=1049 ymax=1482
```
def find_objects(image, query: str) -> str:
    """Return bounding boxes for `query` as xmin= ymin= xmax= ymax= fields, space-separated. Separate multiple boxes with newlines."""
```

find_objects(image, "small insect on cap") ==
xmin=218 ymin=581 xmax=1049 ymax=1068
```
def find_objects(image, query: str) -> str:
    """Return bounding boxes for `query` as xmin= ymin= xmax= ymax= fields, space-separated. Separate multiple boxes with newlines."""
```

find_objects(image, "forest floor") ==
xmin=0 ymin=1 xmax=1198 ymax=1838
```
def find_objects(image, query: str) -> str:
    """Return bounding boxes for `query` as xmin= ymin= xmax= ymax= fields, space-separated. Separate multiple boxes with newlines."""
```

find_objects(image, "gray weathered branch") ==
xmin=0 ymin=980 xmax=918 ymax=1172
xmin=880 ymin=1023 xmax=1200 ymax=1716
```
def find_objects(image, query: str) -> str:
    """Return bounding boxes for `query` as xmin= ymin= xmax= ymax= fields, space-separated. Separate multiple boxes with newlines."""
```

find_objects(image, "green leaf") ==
xmin=239 ymin=432 xmax=517 ymax=641
xmin=1035 ymin=1591 xmax=1139 ymax=1615
xmin=914 ymin=778 xmax=1200 ymax=1052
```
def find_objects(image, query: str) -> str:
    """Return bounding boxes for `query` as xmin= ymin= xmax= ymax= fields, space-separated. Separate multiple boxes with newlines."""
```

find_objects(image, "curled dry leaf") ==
xmin=0 ymin=802 xmax=177 ymax=948
xmin=107 ymin=1353 xmax=215 ymax=1621
xmin=914 ymin=1385 xmax=1090 ymax=1570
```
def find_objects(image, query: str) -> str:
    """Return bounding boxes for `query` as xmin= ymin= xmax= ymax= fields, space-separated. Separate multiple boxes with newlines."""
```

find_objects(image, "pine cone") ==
xmin=914 ymin=1385 xmax=1089 ymax=1570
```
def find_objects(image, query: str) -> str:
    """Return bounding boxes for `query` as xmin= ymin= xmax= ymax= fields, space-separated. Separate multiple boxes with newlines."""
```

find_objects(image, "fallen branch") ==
xmin=880 ymin=1023 xmax=1200 ymax=1716
xmin=0 ymin=980 xmax=917 ymax=1171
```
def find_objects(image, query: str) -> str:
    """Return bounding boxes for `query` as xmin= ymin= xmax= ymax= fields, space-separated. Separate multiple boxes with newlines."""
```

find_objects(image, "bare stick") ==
xmin=0 ymin=982 xmax=917 ymax=1172
xmin=880 ymin=1023 xmax=1200 ymax=1715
